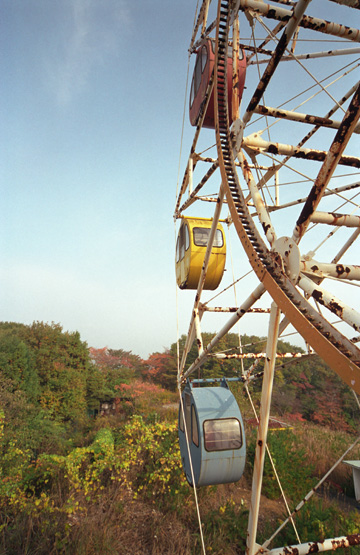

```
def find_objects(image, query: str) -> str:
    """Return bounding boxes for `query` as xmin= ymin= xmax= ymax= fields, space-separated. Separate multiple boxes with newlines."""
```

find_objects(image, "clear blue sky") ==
xmin=2 ymin=1 xmax=359 ymax=360
xmin=1 ymin=0 xmax=195 ymax=358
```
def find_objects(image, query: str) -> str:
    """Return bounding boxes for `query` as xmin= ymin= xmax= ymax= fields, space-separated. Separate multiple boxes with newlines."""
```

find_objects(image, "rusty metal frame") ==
xmin=238 ymin=0 xmax=360 ymax=42
xmin=176 ymin=0 xmax=360 ymax=552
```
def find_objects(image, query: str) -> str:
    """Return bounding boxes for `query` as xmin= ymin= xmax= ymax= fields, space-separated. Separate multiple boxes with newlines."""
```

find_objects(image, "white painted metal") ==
xmin=238 ymin=0 xmax=360 ymax=42
xmin=301 ymin=260 xmax=360 ymax=281
xmin=310 ymin=211 xmax=360 ymax=227
xmin=269 ymin=535 xmax=360 ymax=555
xmin=298 ymin=275 xmax=360 ymax=332
xmin=246 ymin=303 xmax=281 ymax=555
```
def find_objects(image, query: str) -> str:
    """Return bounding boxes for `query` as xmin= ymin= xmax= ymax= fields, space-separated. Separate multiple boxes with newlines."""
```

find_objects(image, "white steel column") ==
xmin=246 ymin=302 xmax=282 ymax=555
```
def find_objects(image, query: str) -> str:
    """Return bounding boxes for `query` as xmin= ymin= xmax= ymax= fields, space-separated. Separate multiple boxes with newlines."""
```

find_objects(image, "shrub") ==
xmin=247 ymin=428 xmax=316 ymax=502
xmin=117 ymin=415 xmax=189 ymax=509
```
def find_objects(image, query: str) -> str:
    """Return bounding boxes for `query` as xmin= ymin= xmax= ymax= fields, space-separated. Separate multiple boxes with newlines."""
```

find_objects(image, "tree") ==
xmin=144 ymin=350 xmax=178 ymax=390
xmin=0 ymin=321 xmax=92 ymax=428
xmin=0 ymin=330 xmax=39 ymax=402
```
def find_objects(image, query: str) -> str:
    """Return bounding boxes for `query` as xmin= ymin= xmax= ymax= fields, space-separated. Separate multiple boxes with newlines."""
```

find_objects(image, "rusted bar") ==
xmin=194 ymin=308 xmax=204 ymax=356
xmin=213 ymin=352 xmax=303 ymax=359
xmin=232 ymin=17 xmax=240 ymax=123
xmin=293 ymin=83 xmax=360 ymax=243
xmin=188 ymin=157 xmax=193 ymax=195
xmin=251 ymin=82 xmax=360 ymax=206
xmin=267 ymin=182 xmax=360 ymax=213
xmin=237 ymin=144 xmax=278 ymax=245
xmin=177 ymin=162 xmax=218 ymax=215
xmin=268 ymin=534 xmax=360 ymax=555
xmin=333 ymin=227 xmax=360 ymax=262
xmin=239 ymin=0 xmax=360 ymax=42
xmin=293 ymin=80 xmax=360 ymax=153
xmin=329 ymin=0 xmax=360 ymax=9
xmin=197 ymin=195 xmax=228 ymax=203
xmin=242 ymin=0 xmax=311 ymax=128
xmin=298 ymin=275 xmax=360 ymax=332
xmin=189 ymin=0 xmax=211 ymax=51
xmin=174 ymin=72 xmax=215 ymax=215
xmin=243 ymin=134 xmax=360 ymax=168
xmin=182 ymin=283 xmax=266 ymax=380
xmin=203 ymin=306 xmax=270 ymax=312
xmin=193 ymin=154 xmax=218 ymax=163
xmin=250 ymin=47 xmax=360 ymax=64
xmin=301 ymin=259 xmax=360 ymax=280
xmin=246 ymin=21 xmax=287 ymax=63
xmin=247 ymin=303 xmax=282 ymax=555
xmin=254 ymin=105 xmax=360 ymax=134
xmin=309 ymin=211 xmax=360 ymax=227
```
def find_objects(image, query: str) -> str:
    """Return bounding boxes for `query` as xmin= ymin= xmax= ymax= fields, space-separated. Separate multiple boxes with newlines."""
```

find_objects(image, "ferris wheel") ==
xmin=175 ymin=0 xmax=360 ymax=553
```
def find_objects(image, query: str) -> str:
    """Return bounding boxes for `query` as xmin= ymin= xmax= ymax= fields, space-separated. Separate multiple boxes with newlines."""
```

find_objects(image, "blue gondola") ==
xmin=178 ymin=379 xmax=246 ymax=487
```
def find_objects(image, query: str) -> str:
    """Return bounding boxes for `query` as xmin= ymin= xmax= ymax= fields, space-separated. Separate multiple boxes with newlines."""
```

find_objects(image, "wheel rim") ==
xmin=176 ymin=0 xmax=360 ymax=392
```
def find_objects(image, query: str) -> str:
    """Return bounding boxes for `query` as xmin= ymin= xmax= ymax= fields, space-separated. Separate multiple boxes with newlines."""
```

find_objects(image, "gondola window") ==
xmin=204 ymin=418 xmax=242 ymax=452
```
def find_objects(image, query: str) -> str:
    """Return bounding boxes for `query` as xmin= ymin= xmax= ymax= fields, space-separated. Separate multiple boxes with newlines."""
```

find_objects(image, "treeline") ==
xmin=146 ymin=331 xmax=359 ymax=432
xmin=0 ymin=321 xmax=358 ymax=462
xmin=0 ymin=320 xmax=173 ymax=457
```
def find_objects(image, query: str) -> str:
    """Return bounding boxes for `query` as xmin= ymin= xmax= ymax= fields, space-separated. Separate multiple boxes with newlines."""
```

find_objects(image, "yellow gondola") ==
xmin=175 ymin=218 xmax=226 ymax=290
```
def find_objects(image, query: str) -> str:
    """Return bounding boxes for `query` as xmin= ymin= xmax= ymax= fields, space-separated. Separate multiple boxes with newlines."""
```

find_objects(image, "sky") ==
xmin=1 ymin=0 xmax=197 ymax=358
xmin=1 ymin=1 xmax=359 ymax=361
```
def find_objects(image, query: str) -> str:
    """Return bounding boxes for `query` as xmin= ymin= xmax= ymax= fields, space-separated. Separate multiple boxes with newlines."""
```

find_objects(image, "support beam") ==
xmin=254 ymin=105 xmax=360 ymax=134
xmin=243 ymin=134 xmax=360 ymax=168
xmin=239 ymin=0 xmax=360 ymax=42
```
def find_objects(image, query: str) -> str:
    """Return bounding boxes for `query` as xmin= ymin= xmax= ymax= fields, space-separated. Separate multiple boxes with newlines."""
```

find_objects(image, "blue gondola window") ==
xmin=203 ymin=418 xmax=242 ymax=452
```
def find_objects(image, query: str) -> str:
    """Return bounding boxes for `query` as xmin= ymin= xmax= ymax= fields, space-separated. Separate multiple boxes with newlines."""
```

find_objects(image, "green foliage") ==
xmin=117 ymin=415 xmax=189 ymax=508
xmin=247 ymin=428 xmax=316 ymax=502
xmin=0 ymin=328 xmax=39 ymax=401
xmin=37 ymin=427 xmax=119 ymax=501
xmin=0 ymin=321 xmax=94 ymax=451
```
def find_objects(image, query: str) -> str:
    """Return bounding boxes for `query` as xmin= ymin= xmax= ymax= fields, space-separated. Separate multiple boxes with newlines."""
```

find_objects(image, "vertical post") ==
xmin=246 ymin=302 xmax=281 ymax=555
xmin=188 ymin=156 xmax=193 ymax=196
xmin=194 ymin=308 xmax=204 ymax=356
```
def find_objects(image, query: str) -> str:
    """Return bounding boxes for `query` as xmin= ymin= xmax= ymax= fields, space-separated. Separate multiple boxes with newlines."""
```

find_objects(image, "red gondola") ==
xmin=189 ymin=39 xmax=246 ymax=129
